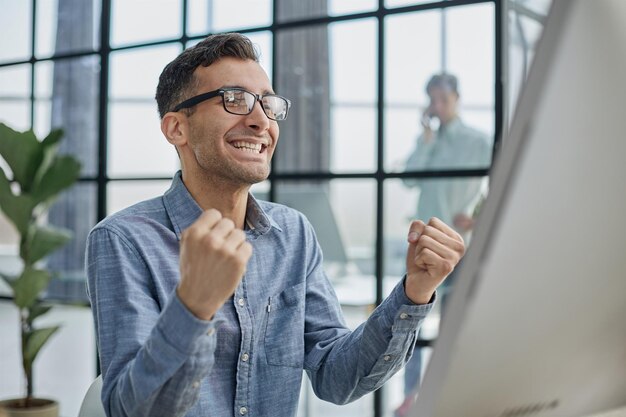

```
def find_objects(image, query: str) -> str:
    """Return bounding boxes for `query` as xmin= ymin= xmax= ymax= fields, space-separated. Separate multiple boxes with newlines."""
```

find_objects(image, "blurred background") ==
xmin=0 ymin=0 xmax=552 ymax=416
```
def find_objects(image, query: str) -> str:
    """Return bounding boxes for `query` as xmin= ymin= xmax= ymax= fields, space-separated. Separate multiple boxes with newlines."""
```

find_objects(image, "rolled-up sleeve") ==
xmin=86 ymin=227 xmax=223 ymax=417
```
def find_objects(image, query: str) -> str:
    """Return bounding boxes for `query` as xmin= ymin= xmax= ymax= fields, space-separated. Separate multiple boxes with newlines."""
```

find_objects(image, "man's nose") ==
xmin=245 ymin=99 xmax=271 ymax=131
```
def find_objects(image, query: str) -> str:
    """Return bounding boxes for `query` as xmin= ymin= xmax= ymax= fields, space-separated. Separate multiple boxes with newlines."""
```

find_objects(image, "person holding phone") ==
xmin=397 ymin=73 xmax=491 ymax=417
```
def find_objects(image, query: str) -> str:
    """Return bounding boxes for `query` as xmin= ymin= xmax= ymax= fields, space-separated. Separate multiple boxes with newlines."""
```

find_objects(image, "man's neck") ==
xmin=440 ymin=114 xmax=459 ymax=127
xmin=180 ymin=169 xmax=250 ymax=230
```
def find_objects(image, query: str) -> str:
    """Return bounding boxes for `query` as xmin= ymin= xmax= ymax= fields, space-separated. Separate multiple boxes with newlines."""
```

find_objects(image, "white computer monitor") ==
xmin=410 ymin=1 xmax=626 ymax=416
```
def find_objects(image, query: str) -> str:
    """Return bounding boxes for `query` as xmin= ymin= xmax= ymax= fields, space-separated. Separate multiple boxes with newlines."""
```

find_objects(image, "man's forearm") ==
xmin=306 ymin=278 xmax=434 ymax=405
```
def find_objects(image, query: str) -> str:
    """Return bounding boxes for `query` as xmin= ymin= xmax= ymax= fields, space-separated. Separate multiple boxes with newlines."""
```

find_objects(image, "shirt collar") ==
xmin=439 ymin=117 xmax=463 ymax=137
xmin=163 ymin=171 xmax=282 ymax=240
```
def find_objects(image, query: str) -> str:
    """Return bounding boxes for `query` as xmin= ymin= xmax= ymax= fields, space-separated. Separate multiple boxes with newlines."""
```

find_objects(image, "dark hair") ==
xmin=425 ymin=73 xmax=459 ymax=96
xmin=155 ymin=33 xmax=260 ymax=118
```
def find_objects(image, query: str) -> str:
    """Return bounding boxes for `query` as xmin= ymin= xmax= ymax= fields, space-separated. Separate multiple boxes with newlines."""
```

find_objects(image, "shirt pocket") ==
xmin=264 ymin=282 xmax=306 ymax=368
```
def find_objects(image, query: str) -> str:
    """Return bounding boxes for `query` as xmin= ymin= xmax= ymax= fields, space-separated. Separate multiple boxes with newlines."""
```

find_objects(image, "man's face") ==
xmin=180 ymin=57 xmax=279 ymax=186
xmin=428 ymin=86 xmax=459 ymax=124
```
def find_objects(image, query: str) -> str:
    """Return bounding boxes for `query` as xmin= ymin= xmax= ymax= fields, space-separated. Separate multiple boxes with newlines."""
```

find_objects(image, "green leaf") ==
xmin=11 ymin=268 xmax=51 ymax=309
xmin=41 ymin=129 xmax=63 ymax=149
xmin=22 ymin=224 xmax=72 ymax=265
xmin=23 ymin=326 xmax=60 ymax=364
xmin=0 ymin=163 xmax=11 ymax=197
xmin=0 ymin=123 xmax=43 ymax=191
xmin=0 ymin=168 xmax=35 ymax=235
xmin=27 ymin=303 xmax=53 ymax=326
xmin=30 ymin=155 xmax=81 ymax=206
xmin=32 ymin=129 xmax=64 ymax=190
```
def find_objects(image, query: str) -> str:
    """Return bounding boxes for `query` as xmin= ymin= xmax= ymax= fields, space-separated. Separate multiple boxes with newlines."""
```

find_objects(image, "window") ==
xmin=0 ymin=1 xmax=501 ymax=416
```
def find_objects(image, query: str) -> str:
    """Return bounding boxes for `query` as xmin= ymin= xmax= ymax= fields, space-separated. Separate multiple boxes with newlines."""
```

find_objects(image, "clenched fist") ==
xmin=176 ymin=209 xmax=253 ymax=321
xmin=405 ymin=217 xmax=466 ymax=305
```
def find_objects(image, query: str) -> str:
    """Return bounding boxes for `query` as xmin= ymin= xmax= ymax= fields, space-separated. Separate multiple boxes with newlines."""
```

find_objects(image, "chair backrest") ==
xmin=78 ymin=375 xmax=106 ymax=417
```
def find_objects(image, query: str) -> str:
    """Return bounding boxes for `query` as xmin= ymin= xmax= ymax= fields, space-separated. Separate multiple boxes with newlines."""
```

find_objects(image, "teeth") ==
xmin=231 ymin=141 xmax=263 ymax=153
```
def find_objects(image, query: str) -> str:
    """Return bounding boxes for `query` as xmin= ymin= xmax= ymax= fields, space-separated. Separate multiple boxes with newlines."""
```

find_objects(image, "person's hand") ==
xmin=404 ymin=217 xmax=465 ymax=304
xmin=453 ymin=213 xmax=475 ymax=233
xmin=177 ymin=209 xmax=253 ymax=321
xmin=421 ymin=109 xmax=435 ymax=143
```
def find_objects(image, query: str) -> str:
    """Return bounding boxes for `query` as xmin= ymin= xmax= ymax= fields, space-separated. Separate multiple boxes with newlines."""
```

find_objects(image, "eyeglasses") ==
xmin=172 ymin=87 xmax=292 ymax=121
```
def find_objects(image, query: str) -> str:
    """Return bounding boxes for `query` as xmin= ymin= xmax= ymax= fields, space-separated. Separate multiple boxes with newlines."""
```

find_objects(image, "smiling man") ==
xmin=86 ymin=33 xmax=465 ymax=417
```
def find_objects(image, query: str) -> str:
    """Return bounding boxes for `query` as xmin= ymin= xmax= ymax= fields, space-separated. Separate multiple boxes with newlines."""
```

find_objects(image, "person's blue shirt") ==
xmin=86 ymin=170 xmax=435 ymax=417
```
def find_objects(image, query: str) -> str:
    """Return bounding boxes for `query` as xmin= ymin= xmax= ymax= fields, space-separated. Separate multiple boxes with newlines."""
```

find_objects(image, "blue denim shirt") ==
xmin=86 ymin=171 xmax=435 ymax=417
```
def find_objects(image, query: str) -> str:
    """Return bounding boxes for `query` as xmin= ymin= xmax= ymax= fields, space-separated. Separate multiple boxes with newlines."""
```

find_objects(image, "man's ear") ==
xmin=161 ymin=112 xmax=188 ymax=147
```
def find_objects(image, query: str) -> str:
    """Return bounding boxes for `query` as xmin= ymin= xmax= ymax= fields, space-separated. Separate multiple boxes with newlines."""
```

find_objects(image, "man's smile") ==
xmin=229 ymin=140 xmax=267 ymax=154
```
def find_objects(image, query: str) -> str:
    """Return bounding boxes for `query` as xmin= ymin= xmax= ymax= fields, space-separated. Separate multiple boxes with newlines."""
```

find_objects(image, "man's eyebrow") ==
xmin=221 ymin=85 xmax=276 ymax=95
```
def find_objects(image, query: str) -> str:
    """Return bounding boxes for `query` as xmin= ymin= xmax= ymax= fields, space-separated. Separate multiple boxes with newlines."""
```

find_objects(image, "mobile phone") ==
xmin=421 ymin=111 xmax=433 ymax=129
xmin=421 ymin=107 xmax=437 ymax=128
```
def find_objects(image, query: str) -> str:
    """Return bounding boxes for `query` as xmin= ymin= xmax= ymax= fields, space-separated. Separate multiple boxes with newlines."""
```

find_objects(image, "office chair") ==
xmin=78 ymin=375 xmax=106 ymax=417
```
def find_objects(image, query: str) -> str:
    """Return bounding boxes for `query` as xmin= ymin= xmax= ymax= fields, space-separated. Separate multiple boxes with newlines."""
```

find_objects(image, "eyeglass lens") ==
xmin=223 ymin=89 xmax=288 ymax=120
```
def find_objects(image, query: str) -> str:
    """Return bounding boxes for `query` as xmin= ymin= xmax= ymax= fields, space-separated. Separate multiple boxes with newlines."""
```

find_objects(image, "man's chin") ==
xmin=234 ymin=168 xmax=270 ymax=186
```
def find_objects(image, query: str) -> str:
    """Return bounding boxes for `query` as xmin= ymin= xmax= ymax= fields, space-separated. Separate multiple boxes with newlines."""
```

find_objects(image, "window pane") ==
xmin=34 ymin=56 xmax=100 ymax=176
xmin=275 ymin=0 xmax=377 ymax=22
xmin=0 ymin=1 xmax=31 ymax=63
xmin=107 ymin=180 xmax=172 ymax=215
xmin=446 ymin=3 xmax=495 ymax=107
xmin=108 ymin=45 xmax=181 ymax=177
xmin=385 ymin=10 xmax=441 ymax=172
xmin=46 ymin=182 xmax=98 ymax=301
xmin=331 ymin=106 xmax=376 ymax=172
xmin=383 ymin=176 xmax=488 ymax=415
xmin=110 ymin=44 xmax=181 ymax=100
xmin=34 ymin=61 xmax=53 ymax=145
xmin=329 ymin=0 xmax=377 ymax=16
xmin=108 ymin=103 xmax=180 ymax=177
xmin=0 ymin=103 xmax=30 ymax=132
xmin=111 ymin=0 xmax=182 ymax=47
xmin=275 ymin=19 xmax=377 ymax=173
xmin=331 ymin=19 xmax=377 ymax=105
xmin=187 ymin=0 xmax=272 ymax=34
xmin=247 ymin=31 xmax=273 ymax=83
xmin=0 ymin=64 xmax=30 ymax=98
xmin=384 ymin=8 xmax=495 ymax=172
xmin=385 ymin=0 xmax=433 ymax=8
xmin=507 ymin=0 xmax=552 ymax=123
xmin=0 ymin=64 xmax=32 ymax=131
xmin=35 ymin=0 xmax=101 ymax=58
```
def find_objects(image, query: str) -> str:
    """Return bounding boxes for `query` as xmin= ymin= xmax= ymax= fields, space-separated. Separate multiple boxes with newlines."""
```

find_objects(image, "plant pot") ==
xmin=0 ymin=399 xmax=58 ymax=417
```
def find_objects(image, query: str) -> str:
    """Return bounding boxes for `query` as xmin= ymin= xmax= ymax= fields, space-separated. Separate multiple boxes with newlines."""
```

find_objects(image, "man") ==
xmin=396 ymin=74 xmax=490 ymax=416
xmin=86 ymin=34 xmax=465 ymax=417
xmin=404 ymin=73 xmax=491 ymax=236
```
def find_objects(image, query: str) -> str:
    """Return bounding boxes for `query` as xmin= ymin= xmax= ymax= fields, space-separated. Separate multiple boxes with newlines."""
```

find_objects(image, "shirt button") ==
xmin=239 ymin=406 xmax=248 ymax=415
xmin=399 ymin=312 xmax=409 ymax=320
xmin=241 ymin=353 xmax=249 ymax=362
xmin=206 ymin=328 xmax=215 ymax=336
xmin=192 ymin=380 xmax=200 ymax=388
xmin=384 ymin=355 xmax=391 ymax=362
xmin=238 ymin=298 xmax=245 ymax=307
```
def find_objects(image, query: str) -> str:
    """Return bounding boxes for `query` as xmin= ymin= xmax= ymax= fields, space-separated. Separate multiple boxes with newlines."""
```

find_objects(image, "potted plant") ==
xmin=0 ymin=123 xmax=81 ymax=417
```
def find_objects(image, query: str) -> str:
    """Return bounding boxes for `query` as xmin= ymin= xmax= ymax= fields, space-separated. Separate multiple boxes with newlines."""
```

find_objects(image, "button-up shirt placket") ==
xmin=234 ymin=270 xmax=253 ymax=416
